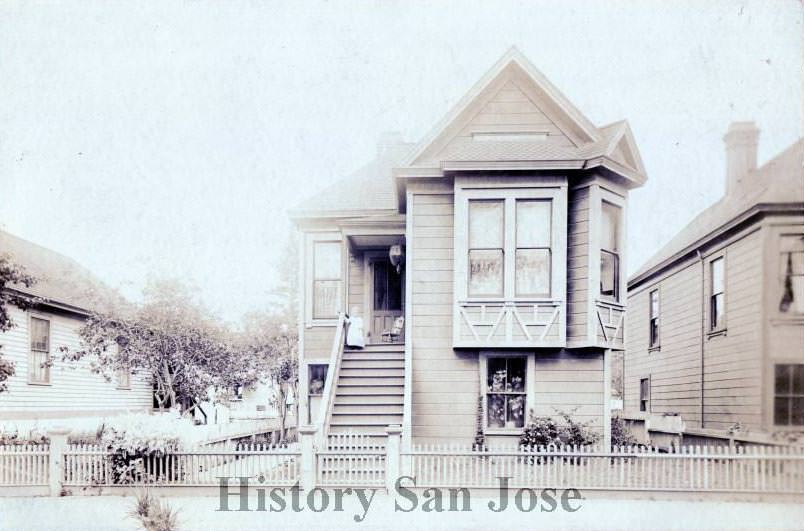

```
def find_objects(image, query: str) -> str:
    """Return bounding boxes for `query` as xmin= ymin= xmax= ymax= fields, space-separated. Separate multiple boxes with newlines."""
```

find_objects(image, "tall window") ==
xmin=29 ymin=316 xmax=50 ymax=384
xmin=649 ymin=289 xmax=660 ymax=348
xmin=313 ymin=241 xmax=342 ymax=319
xmin=779 ymin=235 xmax=804 ymax=314
xmin=515 ymin=200 xmax=551 ymax=297
xmin=600 ymin=201 xmax=621 ymax=301
xmin=308 ymin=364 xmax=328 ymax=396
xmin=486 ymin=357 xmax=526 ymax=429
xmin=468 ymin=200 xmax=504 ymax=297
xmin=639 ymin=377 xmax=650 ymax=412
xmin=710 ymin=257 xmax=725 ymax=330
xmin=774 ymin=364 xmax=804 ymax=426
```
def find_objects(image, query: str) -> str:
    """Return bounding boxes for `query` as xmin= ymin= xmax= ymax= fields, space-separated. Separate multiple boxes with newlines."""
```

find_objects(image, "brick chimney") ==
xmin=723 ymin=122 xmax=760 ymax=196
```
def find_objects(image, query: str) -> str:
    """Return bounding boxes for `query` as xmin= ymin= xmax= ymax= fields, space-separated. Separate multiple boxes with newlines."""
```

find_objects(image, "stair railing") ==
xmin=315 ymin=311 xmax=349 ymax=449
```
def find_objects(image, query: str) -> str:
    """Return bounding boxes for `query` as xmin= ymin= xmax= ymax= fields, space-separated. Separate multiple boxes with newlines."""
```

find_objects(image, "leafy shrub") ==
xmin=0 ymin=430 xmax=48 ymax=445
xmin=473 ymin=396 xmax=486 ymax=450
xmin=519 ymin=409 xmax=599 ymax=449
xmin=101 ymin=426 xmax=183 ymax=484
xmin=129 ymin=490 xmax=181 ymax=531
xmin=611 ymin=416 xmax=638 ymax=448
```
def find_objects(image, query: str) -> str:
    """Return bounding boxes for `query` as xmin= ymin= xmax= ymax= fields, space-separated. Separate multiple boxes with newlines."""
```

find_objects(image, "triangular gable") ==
xmin=405 ymin=47 xmax=602 ymax=168
xmin=601 ymin=121 xmax=646 ymax=176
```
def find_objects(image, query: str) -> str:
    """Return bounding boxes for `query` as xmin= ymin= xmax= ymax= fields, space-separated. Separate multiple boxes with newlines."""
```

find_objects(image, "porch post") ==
xmin=298 ymin=425 xmax=317 ymax=490
xmin=47 ymin=427 xmax=71 ymax=497
xmin=603 ymin=349 xmax=612 ymax=451
xmin=385 ymin=425 xmax=402 ymax=493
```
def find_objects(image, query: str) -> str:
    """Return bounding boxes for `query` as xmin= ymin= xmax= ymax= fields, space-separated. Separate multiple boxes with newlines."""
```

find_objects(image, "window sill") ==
xmin=648 ymin=345 xmax=661 ymax=353
xmin=27 ymin=381 xmax=52 ymax=387
xmin=707 ymin=328 xmax=727 ymax=339
xmin=117 ymin=386 xmax=132 ymax=391
xmin=484 ymin=428 xmax=524 ymax=436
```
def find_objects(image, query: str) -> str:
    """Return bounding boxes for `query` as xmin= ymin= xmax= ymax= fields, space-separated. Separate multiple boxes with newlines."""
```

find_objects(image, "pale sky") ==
xmin=1 ymin=1 xmax=801 ymax=322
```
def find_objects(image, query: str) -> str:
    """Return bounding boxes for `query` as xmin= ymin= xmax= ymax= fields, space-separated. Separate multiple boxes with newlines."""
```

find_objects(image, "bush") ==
xmin=129 ymin=490 xmax=181 ymax=531
xmin=610 ymin=416 xmax=638 ymax=448
xmin=519 ymin=409 xmax=599 ymax=449
xmin=0 ymin=430 xmax=48 ymax=445
xmin=100 ymin=426 xmax=183 ymax=484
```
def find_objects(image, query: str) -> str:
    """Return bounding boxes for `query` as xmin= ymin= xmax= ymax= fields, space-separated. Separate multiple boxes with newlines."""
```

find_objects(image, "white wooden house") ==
xmin=624 ymin=124 xmax=804 ymax=441
xmin=291 ymin=49 xmax=648 ymax=448
xmin=0 ymin=230 xmax=152 ymax=432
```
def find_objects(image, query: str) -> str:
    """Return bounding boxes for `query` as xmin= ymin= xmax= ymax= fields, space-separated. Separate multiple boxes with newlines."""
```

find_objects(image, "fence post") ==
xmin=298 ymin=425 xmax=317 ymax=491
xmin=386 ymin=425 xmax=402 ymax=493
xmin=47 ymin=427 xmax=71 ymax=497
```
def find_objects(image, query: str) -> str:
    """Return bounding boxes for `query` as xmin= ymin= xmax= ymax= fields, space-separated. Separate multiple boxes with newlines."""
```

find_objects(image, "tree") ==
xmin=0 ymin=254 xmax=38 ymax=393
xmin=63 ymin=278 xmax=271 ymax=414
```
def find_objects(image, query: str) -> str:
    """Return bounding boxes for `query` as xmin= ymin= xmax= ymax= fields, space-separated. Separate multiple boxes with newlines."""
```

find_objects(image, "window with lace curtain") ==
xmin=29 ymin=316 xmax=50 ymax=384
xmin=779 ymin=235 xmax=804 ymax=314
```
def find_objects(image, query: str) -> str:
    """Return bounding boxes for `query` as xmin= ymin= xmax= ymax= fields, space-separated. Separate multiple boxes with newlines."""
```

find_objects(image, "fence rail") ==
xmin=0 ymin=444 xmax=49 ymax=486
xmin=62 ymin=443 xmax=300 ymax=487
xmin=405 ymin=444 xmax=804 ymax=493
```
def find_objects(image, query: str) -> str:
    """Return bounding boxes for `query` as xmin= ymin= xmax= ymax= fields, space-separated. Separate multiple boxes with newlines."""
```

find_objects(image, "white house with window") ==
xmin=0 ymin=230 xmax=152 ymax=433
xmin=624 ymin=123 xmax=804 ymax=440
xmin=291 ymin=48 xmax=648 ymax=447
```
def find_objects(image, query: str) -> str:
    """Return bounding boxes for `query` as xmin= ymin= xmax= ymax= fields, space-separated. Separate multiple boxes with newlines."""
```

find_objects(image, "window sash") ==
xmin=308 ymin=364 xmax=329 ymax=396
xmin=774 ymin=364 xmax=804 ymax=426
xmin=29 ymin=350 xmax=50 ymax=384
xmin=710 ymin=258 xmax=725 ymax=330
xmin=312 ymin=241 xmax=342 ymax=320
xmin=486 ymin=357 xmax=527 ymax=429
xmin=639 ymin=378 xmax=650 ymax=412
xmin=649 ymin=290 xmax=660 ymax=347
xmin=600 ymin=250 xmax=620 ymax=301
xmin=313 ymin=280 xmax=342 ymax=320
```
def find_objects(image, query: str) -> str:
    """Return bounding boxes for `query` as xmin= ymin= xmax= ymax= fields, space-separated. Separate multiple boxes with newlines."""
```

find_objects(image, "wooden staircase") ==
xmin=328 ymin=344 xmax=404 ymax=443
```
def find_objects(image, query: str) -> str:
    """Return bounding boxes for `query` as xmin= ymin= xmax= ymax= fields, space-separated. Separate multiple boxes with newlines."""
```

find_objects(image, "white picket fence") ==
xmin=406 ymin=444 xmax=804 ymax=493
xmin=61 ymin=443 xmax=300 ymax=487
xmin=317 ymin=434 xmax=386 ymax=487
xmin=0 ymin=444 xmax=49 ymax=486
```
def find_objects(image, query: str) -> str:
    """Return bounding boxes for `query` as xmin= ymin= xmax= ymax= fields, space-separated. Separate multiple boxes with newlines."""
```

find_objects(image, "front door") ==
xmin=369 ymin=257 xmax=404 ymax=343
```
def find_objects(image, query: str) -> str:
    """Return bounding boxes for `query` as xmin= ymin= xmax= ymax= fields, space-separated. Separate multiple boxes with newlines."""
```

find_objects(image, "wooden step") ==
xmin=339 ymin=367 xmax=404 ymax=378
xmin=336 ymin=385 xmax=404 ymax=395
xmin=338 ymin=376 xmax=404 ymax=387
xmin=340 ymin=359 xmax=404 ymax=369
xmin=342 ymin=351 xmax=404 ymax=361
xmin=334 ymin=394 xmax=403 ymax=405
xmin=328 ymin=425 xmax=396 ymax=435
xmin=330 ymin=415 xmax=403 ymax=427
xmin=332 ymin=404 xmax=403 ymax=415
xmin=346 ymin=344 xmax=404 ymax=353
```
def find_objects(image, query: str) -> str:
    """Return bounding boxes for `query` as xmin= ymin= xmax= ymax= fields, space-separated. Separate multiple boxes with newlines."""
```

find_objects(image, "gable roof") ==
xmin=291 ymin=48 xmax=647 ymax=220
xmin=629 ymin=137 xmax=804 ymax=286
xmin=0 ymin=229 xmax=125 ymax=314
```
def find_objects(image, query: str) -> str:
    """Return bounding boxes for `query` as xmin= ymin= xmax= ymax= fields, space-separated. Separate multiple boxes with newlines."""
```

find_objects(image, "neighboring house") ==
xmin=291 ymin=48 xmax=648 ymax=447
xmin=0 ymin=229 xmax=152 ymax=432
xmin=624 ymin=123 xmax=804 ymax=441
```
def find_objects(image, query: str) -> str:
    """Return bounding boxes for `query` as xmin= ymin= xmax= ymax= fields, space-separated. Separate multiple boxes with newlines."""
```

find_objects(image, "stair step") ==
xmin=342 ymin=351 xmax=404 ymax=361
xmin=329 ymin=425 xmax=397 ymax=435
xmin=340 ymin=359 xmax=404 ymax=369
xmin=330 ymin=415 xmax=403 ymax=426
xmin=334 ymin=395 xmax=403 ymax=405
xmin=332 ymin=404 xmax=403 ymax=415
xmin=339 ymin=367 xmax=404 ymax=378
xmin=339 ymin=376 xmax=404 ymax=387
xmin=346 ymin=344 xmax=404 ymax=353
xmin=336 ymin=384 xmax=404 ymax=395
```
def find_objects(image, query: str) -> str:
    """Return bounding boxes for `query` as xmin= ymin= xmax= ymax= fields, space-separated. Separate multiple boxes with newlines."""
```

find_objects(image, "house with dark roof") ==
xmin=291 ymin=48 xmax=648 ymax=448
xmin=624 ymin=123 xmax=804 ymax=444
xmin=0 ymin=229 xmax=152 ymax=429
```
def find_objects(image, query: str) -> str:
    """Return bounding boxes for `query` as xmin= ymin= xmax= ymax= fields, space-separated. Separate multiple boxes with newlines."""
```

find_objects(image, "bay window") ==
xmin=312 ymin=241 xmax=342 ymax=319
xmin=600 ymin=201 xmax=621 ymax=301
xmin=486 ymin=356 xmax=527 ymax=429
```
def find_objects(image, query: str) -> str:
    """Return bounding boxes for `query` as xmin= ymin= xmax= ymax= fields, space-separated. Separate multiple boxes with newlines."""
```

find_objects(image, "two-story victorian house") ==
xmin=291 ymin=49 xmax=647 ymax=449
xmin=624 ymin=123 xmax=804 ymax=443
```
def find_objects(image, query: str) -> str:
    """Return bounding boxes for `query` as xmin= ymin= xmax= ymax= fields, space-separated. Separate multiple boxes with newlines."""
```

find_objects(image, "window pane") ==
xmin=469 ymin=249 xmax=503 ymax=296
xmin=794 ymin=364 xmax=804 ymax=394
xmin=507 ymin=395 xmax=526 ymax=428
xmin=711 ymin=258 xmax=724 ymax=294
xmin=650 ymin=291 xmax=659 ymax=319
xmin=507 ymin=358 xmax=526 ymax=392
xmin=600 ymin=250 xmax=619 ymax=299
xmin=515 ymin=249 xmax=550 ymax=296
xmin=29 ymin=351 xmax=49 ymax=383
xmin=775 ymin=364 xmax=792 ymax=394
xmin=793 ymin=397 xmax=804 ymax=426
xmin=469 ymin=200 xmax=504 ymax=249
xmin=314 ymin=242 xmax=341 ymax=279
xmin=487 ymin=394 xmax=506 ymax=428
xmin=516 ymin=200 xmax=551 ymax=248
xmin=775 ymin=397 xmax=790 ymax=425
xmin=313 ymin=280 xmax=341 ymax=319
xmin=711 ymin=293 xmax=724 ymax=329
xmin=601 ymin=202 xmax=620 ymax=252
xmin=309 ymin=364 xmax=328 ymax=395
xmin=30 ymin=317 xmax=49 ymax=351
xmin=792 ymin=276 xmax=804 ymax=314
xmin=487 ymin=358 xmax=507 ymax=392
xmin=640 ymin=378 xmax=649 ymax=399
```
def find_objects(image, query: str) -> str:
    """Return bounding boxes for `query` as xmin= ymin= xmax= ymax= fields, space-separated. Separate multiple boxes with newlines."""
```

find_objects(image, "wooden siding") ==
xmin=625 ymin=227 xmax=766 ymax=430
xmin=409 ymin=189 xmax=478 ymax=443
xmin=567 ymin=185 xmax=590 ymax=343
xmin=533 ymin=350 xmax=604 ymax=431
xmin=347 ymin=249 xmax=365 ymax=323
xmin=302 ymin=326 xmax=335 ymax=361
xmin=0 ymin=306 xmax=152 ymax=420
